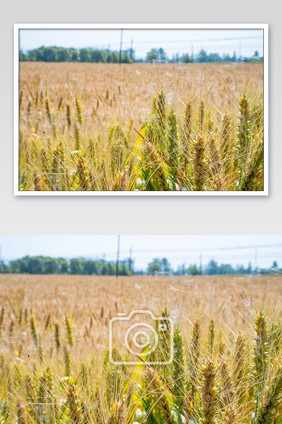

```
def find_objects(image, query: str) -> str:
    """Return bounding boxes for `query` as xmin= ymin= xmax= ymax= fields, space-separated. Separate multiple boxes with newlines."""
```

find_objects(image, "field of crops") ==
xmin=18 ymin=62 xmax=264 ymax=192
xmin=0 ymin=274 xmax=281 ymax=423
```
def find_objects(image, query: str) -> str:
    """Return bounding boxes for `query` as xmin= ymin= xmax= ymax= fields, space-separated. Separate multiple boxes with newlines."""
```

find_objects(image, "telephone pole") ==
xmin=119 ymin=29 xmax=123 ymax=65
xmin=116 ymin=235 xmax=121 ymax=277
xmin=254 ymin=249 xmax=258 ymax=271
xmin=129 ymin=247 xmax=133 ymax=273
xmin=199 ymin=252 xmax=202 ymax=275
xmin=130 ymin=39 xmax=134 ymax=60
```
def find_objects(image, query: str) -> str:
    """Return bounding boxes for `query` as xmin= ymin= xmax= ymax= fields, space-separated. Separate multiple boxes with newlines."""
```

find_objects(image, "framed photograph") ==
xmin=14 ymin=24 xmax=268 ymax=196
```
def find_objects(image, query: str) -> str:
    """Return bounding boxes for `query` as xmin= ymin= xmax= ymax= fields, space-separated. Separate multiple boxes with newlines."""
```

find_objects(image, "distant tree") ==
xmin=161 ymin=257 xmax=171 ymax=273
xmin=222 ymin=53 xmax=232 ymax=62
xmin=146 ymin=48 xmax=159 ymax=62
xmin=90 ymin=49 xmax=104 ymax=63
xmin=175 ymin=264 xmax=187 ymax=275
xmin=197 ymin=49 xmax=208 ymax=63
xmin=207 ymin=53 xmax=221 ymax=63
xmin=235 ymin=264 xmax=247 ymax=274
xmin=58 ymin=258 xmax=69 ymax=274
xmin=70 ymin=258 xmax=82 ymax=275
xmin=272 ymin=261 xmax=278 ymax=268
xmin=19 ymin=50 xmax=27 ymax=61
xmin=69 ymin=48 xmax=79 ymax=62
xmin=83 ymin=260 xmax=97 ymax=275
xmin=181 ymin=53 xmax=192 ymax=63
xmin=187 ymin=264 xmax=200 ymax=276
xmin=148 ymin=258 xmax=162 ymax=274
xmin=146 ymin=48 xmax=167 ymax=63
xmin=28 ymin=258 xmax=43 ymax=274
xmin=217 ymin=263 xmax=234 ymax=275
xmin=0 ymin=262 xmax=10 ymax=273
xmin=43 ymin=47 xmax=56 ymax=62
xmin=79 ymin=48 xmax=90 ymax=62
xmin=206 ymin=259 xmax=218 ymax=275
xmin=158 ymin=48 xmax=167 ymax=61
xmin=44 ymin=259 xmax=59 ymax=274
xmin=57 ymin=48 xmax=69 ymax=62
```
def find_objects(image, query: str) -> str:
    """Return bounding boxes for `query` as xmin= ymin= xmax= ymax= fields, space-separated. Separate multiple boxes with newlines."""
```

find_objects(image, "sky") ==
xmin=0 ymin=235 xmax=281 ymax=270
xmin=19 ymin=29 xmax=264 ymax=59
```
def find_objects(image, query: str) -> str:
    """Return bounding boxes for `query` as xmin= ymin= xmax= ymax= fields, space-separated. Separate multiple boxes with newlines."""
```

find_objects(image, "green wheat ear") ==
xmin=107 ymin=401 xmax=127 ymax=424
xmin=64 ymin=344 xmax=71 ymax=376
xmin=199 ymin=100 xmax=205 ymax=134
xmin=237 ymin=93 xmax=251 ymax=168
xmin=17 ymin=401 xmax=27 ymax=424
xmin=253 ymin=311 xmax=269 ymax=396
xmin=201 ymin=361 xmax=218 ymax=424
xmin=77 ymin=156 xmax=90 ymax=191
xmin=145 ymin=365 xmax=175 ymax=424
xmin=255 ymin=356 xmax=282 ymax=424
xmin=66 ymin=102 xmax=72 ymax=128
xmin=54 ymin=321 xmax=60 ymax=352
xmin=233 ymin=333 xmax=246 ymax=403
xmin=74 ymin=123 xmax=81 ymax=151
xmin=75 ymin=97 xmax=83 ymax=125
xmin=45 ymin=97 xmax=57 ymax=137
xmin=68 ymin=383 xmax=83 ymax=424
xmin=167 ymin=106 xmax=179 ymax=180
xmin=220 ymin=360 xmax=237 ymax=423
xmin=65 ymin=316 xmax=74 ymax=348
xmin=154 ymin=90 xmax=167 ymax=127
xmin=208 ymin=319 xmax=215 ymax=358
xmin=172 ymin=326 xmax=186 ymax=414
xmin=182 ymin=101 xmax=192 ymax=167
xmin=0 ymin=306 xmax=5 ymax=337
xmin=193 ymin=137 xmax=206 ymax=191
xmin=240 ymin=139 xmax=263 ymax=191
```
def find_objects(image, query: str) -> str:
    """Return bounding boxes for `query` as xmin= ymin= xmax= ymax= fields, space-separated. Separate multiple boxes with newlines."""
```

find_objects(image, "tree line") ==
xmin=0 ymin=255 xmax=279 ymax=276
xmin=19 ymin=46 xmax=263 ymax=64
xmin=0 ymin=256 xmax=133 ymax=276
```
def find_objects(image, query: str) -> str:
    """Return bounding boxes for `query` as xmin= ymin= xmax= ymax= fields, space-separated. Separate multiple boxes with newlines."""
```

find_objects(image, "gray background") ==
xmin=0 ymin=0 xmax=280 ymax=235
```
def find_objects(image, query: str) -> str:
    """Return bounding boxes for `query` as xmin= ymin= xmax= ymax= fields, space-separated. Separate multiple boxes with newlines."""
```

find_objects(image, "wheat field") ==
xmin=0 ymin=274 xmax=281 ymax=423
xmin=18 ymin=62 xmax=264 ymax=192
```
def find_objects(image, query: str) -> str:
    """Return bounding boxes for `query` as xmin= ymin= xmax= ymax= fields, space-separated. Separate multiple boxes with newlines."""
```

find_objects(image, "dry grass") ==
xmin=0 ymin=274 xmax=281 ymax=423
xmin=18 ymin=62 xmax=264 ymax=192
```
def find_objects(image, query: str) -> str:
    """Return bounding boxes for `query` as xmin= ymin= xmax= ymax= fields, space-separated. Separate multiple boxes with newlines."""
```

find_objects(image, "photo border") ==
xmin=14 ymin=23 xmax=269 ymax=196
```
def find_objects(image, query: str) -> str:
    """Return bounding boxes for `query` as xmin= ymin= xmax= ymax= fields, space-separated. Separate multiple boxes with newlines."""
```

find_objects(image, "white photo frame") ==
xmin=14 ymin=23 xmax=269 ymax=196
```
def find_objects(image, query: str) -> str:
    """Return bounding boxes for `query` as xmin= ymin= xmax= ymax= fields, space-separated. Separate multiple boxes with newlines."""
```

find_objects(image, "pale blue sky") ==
xmin=19 ymin=29 xmax=263 ymax=59
xmin=0 ymin=235 xmax=280 ymax=269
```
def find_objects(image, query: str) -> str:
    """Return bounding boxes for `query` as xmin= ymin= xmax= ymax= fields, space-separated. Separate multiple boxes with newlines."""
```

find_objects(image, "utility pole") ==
xmin=191 ymin=44 xmax=194 ymax=63
xmin=129 ymin=247 xmax=133 ymax=273
xmin=108 ymin=44 xmax=110 ymax=63
xmin=130 ymin=39 xmax=133 ymax=61
xmin=199 ymin=253 xmax=202 ymax=275
xmin=116 ymin=235 xmax=121 ymax=277
xmin=119 ymin=29 xmax=123 ymax=65
xmin=254 ymin=250 xmax=258 ymax=271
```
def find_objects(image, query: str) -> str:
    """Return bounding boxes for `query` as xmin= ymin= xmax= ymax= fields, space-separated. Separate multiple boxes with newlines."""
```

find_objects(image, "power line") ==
xmin=101 ymin=35 xmax=262 ymax=46
xmin=106 ymin=243 xmax=282 ymax=256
